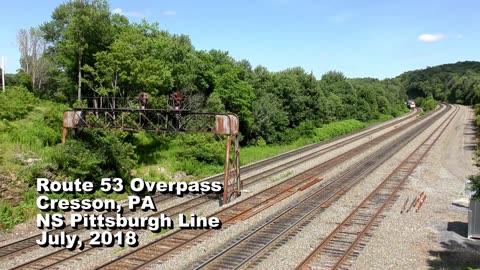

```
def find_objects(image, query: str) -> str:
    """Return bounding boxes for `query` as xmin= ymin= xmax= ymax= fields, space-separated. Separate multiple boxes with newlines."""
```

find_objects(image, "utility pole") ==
xmin=1 ymin=56 xmax=5 ymax=92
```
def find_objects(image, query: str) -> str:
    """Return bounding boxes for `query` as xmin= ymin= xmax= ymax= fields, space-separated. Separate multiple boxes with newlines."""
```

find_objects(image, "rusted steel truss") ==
xmin=62 ymin=108 xmax=241 ymax=203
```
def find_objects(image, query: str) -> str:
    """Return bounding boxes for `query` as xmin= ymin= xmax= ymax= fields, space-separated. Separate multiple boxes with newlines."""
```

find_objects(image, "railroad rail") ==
xmin=188 ymin=105 xmax=454 ymax=270
xmin=0 ymin=108 xmax=420 ymax=262
xmin=188 ymin=105 xmax=454 ymax=269
xmin=296 ymin=105 xmax=458 ymax=270
xmin=87 ymin=106 xmax=447 ymax=270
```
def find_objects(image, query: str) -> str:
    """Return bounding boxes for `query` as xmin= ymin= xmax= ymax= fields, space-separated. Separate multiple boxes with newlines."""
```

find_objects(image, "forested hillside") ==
xmin=398 ymin=61 xmax=480 ymax=104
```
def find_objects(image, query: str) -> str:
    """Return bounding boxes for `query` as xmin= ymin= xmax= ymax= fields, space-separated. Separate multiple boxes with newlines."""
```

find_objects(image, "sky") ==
xmin=0 ymin=0 xmax=478 ymax=79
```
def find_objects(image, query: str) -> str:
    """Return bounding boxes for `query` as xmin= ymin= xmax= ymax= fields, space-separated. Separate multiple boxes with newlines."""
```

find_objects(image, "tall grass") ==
xmin=241 ymin=119 xmax=365 ymax=165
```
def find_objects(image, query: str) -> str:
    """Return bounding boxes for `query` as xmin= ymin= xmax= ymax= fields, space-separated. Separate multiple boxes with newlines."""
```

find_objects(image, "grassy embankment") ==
xmin=0 ymin=88 xmax=124 ymax=229
xmin=136 ymin=115 xmax=395 ymax=180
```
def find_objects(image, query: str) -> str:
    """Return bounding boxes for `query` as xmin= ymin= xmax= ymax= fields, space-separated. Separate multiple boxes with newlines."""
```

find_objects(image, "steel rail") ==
xmin=296 ymin=106 xmax=458 ymax=270
xmin=94 ymin=106 xmax=448 ymax=270
xmin=0 ymin=108 xmax=422 ymax=262
xmin=190 ymin=106 xmax=453 ymax=270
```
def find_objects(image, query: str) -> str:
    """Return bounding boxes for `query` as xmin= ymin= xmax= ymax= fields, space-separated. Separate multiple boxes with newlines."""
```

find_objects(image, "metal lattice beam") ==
xmin=62 ymin=108 xmax=241 ymax=203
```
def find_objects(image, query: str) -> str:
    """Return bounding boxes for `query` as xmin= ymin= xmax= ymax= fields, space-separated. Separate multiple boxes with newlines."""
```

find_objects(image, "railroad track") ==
xmin=0 ymin=108 xmax=420 ymax=262
xmin=189 ymin=105 xmax=455 ymax=270
xmin=296 ymin=105 xmax=458 ymax=270
xmin=81 ymin=106 xmax=449 ymax=270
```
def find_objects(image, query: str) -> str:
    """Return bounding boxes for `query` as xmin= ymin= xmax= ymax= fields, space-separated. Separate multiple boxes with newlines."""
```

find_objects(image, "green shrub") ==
xmin=312 ymin=119 xmax=365 ymax=142
xmin=42 ymin=102 xmax=70 ymax=131
xmin=373 ymin=113 xmax=394 ymax=123
xmin=22 ymin=130 xmax=138 ymax=187
xmin=176 ymin=159 xmax=216 ymax=176
xmin=280 ymin=121 xmax=317 ymax=144
xmin=390 ymin=103 xmax=409 ymax=117
xmin=0 ymin=189 xmax=39 ymax=230
xmin=52 ymin=141 xmax=104 ymax=181
xmin=9 ymin=121 xmax=61 ymax=147
xmin=173 ymin=134 xmax=224 ymax=165
xmin=256 ymin=138 xmax=267 ymax=147
xmin=132 ymin=132 xmax=171 ymax=164
xmin=68 ymin=130 xmax=138 ymax=183
xmin=0 ymin=202 xmax=21 ymax=230
xmin=415 ymin=95 xmax=437 ymax=113
xmin=422 ymin=95 xmax=437 ymax=112
xmin=470 ymin=107 xmax=480 ymax=201
xmin=0 ymin=119 xmax=12 ymax=133
xmin=0 ymin=86 xmax=36 ymax=121
xmin=469 ymin=175 xmax=480 ymax=200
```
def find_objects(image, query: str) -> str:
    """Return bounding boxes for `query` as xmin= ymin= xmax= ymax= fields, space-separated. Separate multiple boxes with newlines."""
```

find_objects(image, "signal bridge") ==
xmin=62 ymin=94 xmax=241 ymax=204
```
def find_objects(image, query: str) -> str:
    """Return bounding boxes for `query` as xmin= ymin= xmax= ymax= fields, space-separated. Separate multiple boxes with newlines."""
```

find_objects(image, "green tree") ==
xmin=41 ymin=0 xmax=113 ymax=100
xmin=397 ymin=61 xmax=480 ymax=105
xmin=320 ymin=71 xmax=357 ymax=119
xmin=211 ymin=62 xmax=255 ymax=135
xmin=251 ymin=93 xmax=289 ymax=143
xmin=82 ymin=21 xmax=173 ymax=98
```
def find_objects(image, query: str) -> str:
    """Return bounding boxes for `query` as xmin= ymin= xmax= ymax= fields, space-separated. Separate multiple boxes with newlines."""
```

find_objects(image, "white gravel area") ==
xmin=351 ymin=105 xmax=480 ymax=270
xmin=250 ymin=104 xmax=456 ymax=270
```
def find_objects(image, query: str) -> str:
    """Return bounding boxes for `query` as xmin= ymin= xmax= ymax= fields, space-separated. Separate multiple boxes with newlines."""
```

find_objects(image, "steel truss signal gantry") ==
xmin=62 ymin=107 xmax=241 ymax=204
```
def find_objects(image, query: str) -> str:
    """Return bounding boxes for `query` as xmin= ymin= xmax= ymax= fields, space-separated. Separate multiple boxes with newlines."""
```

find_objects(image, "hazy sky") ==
xmin=0 ymin=0 xmax=478 ymax=79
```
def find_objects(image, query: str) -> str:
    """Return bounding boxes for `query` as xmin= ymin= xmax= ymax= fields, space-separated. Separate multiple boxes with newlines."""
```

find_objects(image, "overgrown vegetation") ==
xmin=0 ymin=88 xmax=136 ymax=229
xmin=469 ymin=106 xmax=480 ymax=200
xmin=468 ymin=175 xmax=480 ymax=201
xmin=0 ymin=86 xmax=398 ymax=229
xmin=398 ymin=61 xmax=480 ymax=104
xmin=415 ymin=95 xmax=438 ymax=113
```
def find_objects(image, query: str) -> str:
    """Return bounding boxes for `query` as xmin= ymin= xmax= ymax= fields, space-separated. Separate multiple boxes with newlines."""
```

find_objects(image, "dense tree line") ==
xmin=8 ymin=0 xmax=412 ymax=147
xmin=398 ymin=61 xmax=480 ymax=105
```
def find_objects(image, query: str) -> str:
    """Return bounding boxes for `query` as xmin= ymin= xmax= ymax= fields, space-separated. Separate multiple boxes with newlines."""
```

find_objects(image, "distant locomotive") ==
xmin=407 ymin=100 xmax=416 ymax=109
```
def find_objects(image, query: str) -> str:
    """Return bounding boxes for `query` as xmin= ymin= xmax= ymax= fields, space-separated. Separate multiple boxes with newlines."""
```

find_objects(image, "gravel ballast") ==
xmin=148 ymin=107 xmax=451 ymax=269
xmin=352 ymin=105 xmax=480 ymax=269
xmin=250 ymin=105 xmax=457 ymax=270
xmin=4 ymin=107 xmax=463 ymax=270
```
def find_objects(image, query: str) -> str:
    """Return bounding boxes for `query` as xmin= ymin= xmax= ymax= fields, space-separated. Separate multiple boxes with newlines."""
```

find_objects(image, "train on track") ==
xmin=407 ymin=100 xmax=416 ymax=109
